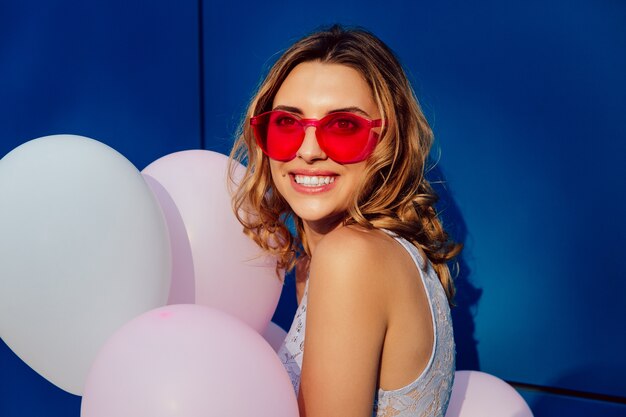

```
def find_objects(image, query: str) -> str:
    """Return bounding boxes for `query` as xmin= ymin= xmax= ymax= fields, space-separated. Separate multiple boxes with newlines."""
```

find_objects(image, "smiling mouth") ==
xmin=293 ymin=175 xmax=336 ymax=187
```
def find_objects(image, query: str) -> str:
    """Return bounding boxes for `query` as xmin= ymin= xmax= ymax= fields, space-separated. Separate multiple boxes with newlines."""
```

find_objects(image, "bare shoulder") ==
xmin=313 ymin=225 xmax=397 ymax=265
xmin=313 ymin=226 xmax=407 ymax=269
xmin=308 ymin=226 xmax=408 ymax=313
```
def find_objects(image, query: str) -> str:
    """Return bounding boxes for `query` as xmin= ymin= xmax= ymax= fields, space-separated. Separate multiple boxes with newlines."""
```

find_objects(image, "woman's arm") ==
xmin=295 ymin=255 xmax=310 ymax=305
xmin=297 ymin=227 xmax=390 ymax=417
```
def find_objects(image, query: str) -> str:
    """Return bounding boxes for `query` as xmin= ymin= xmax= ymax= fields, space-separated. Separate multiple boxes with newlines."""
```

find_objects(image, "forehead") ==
xmin=272 ymin=61 xmax=377 ymax=116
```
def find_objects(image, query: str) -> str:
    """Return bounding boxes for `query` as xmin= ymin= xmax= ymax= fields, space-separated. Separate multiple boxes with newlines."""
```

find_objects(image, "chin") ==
xmin=291 ymin=205 xmax=346 ymax=228
xmin=292 ymin=208 xmax=332 ymax=223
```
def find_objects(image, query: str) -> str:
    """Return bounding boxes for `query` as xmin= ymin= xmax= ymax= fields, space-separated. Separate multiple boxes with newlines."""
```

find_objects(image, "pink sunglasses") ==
xmin=251 ymin=110 xmax=383 ymax=164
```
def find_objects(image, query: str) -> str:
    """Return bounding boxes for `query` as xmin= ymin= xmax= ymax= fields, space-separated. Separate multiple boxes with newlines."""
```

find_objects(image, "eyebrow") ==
xmin=272 ymin=105 xmax=372 ymax=118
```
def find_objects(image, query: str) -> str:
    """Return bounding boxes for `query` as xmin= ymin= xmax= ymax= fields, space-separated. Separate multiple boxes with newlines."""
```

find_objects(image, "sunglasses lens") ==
xmin=252 ymin=112 xmax=303 ymax=161
xmin=252 ymin=111 xmax=380 ymax=163
xmin=318 ymin=113 xmax=378 ymax=163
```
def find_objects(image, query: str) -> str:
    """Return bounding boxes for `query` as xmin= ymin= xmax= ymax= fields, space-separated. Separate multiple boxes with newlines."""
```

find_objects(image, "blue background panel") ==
xmin=0 ymin=0 xmax=201 ymax=168
xmin=0 ymin=339 xmax=80 ymax=416
xmin=519 ymin=389 xmax=626 ymax=417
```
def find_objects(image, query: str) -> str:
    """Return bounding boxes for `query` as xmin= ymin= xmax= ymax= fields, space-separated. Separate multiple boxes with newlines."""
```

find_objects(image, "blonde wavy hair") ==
xmin=229 ymin=25 xmax=462 ymax=302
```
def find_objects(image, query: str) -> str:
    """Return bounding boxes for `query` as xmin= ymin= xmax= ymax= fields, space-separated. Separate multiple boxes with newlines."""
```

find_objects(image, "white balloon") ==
xmin=0 ymin=135 xmax=171 ymax=395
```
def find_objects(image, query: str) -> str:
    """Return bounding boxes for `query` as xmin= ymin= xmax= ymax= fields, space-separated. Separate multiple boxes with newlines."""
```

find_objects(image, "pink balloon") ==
xmin=142 ymin=150 xmax=283 ymax=333
xmin=445 ymin=371 xmax=533 ymax=417
xmin=262 ymin=321 xmax=288 ymax=353
xmin=81 ymin=304 xmax=298 ymax=417
xmin=142 ymin=174 xmax=195 ymax=304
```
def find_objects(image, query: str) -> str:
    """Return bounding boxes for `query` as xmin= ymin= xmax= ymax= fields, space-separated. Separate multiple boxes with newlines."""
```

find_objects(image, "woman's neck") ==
xmin=302 ymin=214 xmax=345 ymax=256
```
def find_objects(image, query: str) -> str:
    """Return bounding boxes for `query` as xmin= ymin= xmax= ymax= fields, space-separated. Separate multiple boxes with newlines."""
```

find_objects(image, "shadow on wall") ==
xmin=430 ymin=164 xmax=482 ymax=371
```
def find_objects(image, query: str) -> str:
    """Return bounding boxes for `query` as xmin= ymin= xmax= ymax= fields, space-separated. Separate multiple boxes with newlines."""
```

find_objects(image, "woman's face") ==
xmin=268 ymin=61 xmax=380 ymax=232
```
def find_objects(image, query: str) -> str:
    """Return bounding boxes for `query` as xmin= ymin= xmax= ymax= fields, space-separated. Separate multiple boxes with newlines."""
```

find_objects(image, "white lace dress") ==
xmin=276 ymin=232 xmax=455 ymax=417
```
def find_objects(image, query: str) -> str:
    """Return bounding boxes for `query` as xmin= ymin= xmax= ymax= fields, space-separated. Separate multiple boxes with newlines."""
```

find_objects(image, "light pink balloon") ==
xmin=445 ymin=371 xmax=533 ymax=417
xmin=262 ymin=321 xmax=288 ymax=353
xmin=142 ymin=150 xmax=283 ymax=333
xmin=81 ymin=304 xmax=298 ymax=417
xmin=142 ymin=174 xmax=195 ymax=304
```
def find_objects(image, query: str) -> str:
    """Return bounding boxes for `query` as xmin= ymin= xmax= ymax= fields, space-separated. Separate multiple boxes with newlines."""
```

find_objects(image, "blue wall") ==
xmin=1 ymin=1 xmax=625 ymax=416
xmin=0 ymin=0 xmax=200 ymax=168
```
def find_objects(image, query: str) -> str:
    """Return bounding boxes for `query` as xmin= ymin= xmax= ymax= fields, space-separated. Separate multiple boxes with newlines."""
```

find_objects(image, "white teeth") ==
xmin=294 ymin=175 xmax=335 ymax=186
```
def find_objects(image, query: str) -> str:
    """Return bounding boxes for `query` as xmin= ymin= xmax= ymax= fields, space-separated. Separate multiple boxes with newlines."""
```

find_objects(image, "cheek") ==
xmin=269 ymin=161 xmax=281 ymax=178
xmin=269 ymin=162 xmax=287 ymax=192
xmin=343 ymin=165 xmax=368 ymax=196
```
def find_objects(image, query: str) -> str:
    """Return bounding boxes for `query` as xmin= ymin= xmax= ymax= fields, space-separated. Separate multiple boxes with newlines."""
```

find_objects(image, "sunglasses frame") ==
xmin=250 ymin=110 xmax=384 ymax=164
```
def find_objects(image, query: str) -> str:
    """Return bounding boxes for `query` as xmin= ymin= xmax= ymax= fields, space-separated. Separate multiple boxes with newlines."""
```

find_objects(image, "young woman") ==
xmin=230 ymin=25 xmax=461 ymax=417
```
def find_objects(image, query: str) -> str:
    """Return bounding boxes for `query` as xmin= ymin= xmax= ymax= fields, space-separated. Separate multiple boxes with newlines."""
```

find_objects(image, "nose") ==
xmin=296 ymin=126 xmax=327 ymax=163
